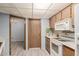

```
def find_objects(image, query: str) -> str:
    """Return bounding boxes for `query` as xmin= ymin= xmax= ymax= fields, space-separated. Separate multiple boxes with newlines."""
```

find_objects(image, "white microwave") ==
xmin=55 ymin=18 xmax=73 ymax=31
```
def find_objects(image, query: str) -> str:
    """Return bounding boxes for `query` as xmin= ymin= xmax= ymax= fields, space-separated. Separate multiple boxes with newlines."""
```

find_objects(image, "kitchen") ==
xmin=45 ymin=4 xmax=75 ymax=56
xmin=0 ymin=3 xmax=78 ymax=56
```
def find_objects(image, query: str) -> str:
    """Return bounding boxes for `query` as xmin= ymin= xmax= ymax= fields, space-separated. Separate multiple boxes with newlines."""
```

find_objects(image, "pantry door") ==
xmin=28 ymin=19 xmax=41 ymax=49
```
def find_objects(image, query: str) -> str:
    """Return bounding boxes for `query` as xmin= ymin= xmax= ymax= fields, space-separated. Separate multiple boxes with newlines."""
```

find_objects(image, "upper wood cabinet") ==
xmin=56 ymin=12 xmax=62 ymax=22
xmin=49 ymin=18 xmax=51 ymax=27
xmin=50 ymin=16 xmax=56 ymax=28
xmin=71 ymin=4 xmax=74 ymax=26
xmin=62 ymin=6 xmax=71 ymax=19
xmin=72 ymin=5 xmax=74 ymax=19
xmin=49 ymin=4 xmax=74 ymax=29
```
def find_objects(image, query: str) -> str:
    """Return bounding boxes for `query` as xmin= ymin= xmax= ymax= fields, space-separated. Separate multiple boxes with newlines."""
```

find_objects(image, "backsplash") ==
xmin=54 ymin=31 xmax=75 ymax=39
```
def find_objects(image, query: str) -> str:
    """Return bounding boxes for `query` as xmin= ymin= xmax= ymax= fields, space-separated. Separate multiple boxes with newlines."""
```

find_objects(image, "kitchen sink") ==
xmin=54 ymin=38 xmax=60 ymax=39
xmin=54 ymin=37 xmax=74 ymax=42
xmin=58 ymin=39 xmax=73 ymax=42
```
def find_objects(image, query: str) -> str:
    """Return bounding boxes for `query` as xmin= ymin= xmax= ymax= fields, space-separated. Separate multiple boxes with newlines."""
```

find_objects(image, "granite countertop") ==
xmin=46 ymin=35 xmax=58 ymax=39
xmin=46 ymin=35 xmax=75 ymax=49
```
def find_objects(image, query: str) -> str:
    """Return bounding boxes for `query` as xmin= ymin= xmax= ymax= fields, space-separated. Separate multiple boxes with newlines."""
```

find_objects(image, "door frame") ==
xmin=9 ymin=15 xmax=26 ymax=55
xmin=28 ymin=18 xmax=41 ymax=49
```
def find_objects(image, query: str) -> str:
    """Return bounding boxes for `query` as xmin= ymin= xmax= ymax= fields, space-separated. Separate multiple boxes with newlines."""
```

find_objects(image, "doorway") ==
xmin=9 ymin=15 xmax=26 ymax=55
xmin=28 ymin=18 xmax=41 ymax=49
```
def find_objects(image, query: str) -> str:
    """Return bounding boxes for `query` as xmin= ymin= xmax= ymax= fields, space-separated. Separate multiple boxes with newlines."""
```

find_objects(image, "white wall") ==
xmin=26 ymin=19 xmax=28 ymax=50
xmin=11 ymin=17 xmax=24 ymax=41
xmin=75 ymin=4 xmax=79 ymax=33
xmin=74 ymin=4 xmax=79 ymax=55
xmin=0 ymin=13 xmax=9 ymax=56
xmin=41 ymin=18 xmax=49 ymax=48
xmin=72 ymin=4 xmax=79 ymax=55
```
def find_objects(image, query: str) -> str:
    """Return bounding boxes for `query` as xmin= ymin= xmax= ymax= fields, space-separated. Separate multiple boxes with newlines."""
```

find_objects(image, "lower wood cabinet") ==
xmin=45 ymin=37 xmax=50 ymax=54
xmin=63 ymin=45 xmax=75 ymax=56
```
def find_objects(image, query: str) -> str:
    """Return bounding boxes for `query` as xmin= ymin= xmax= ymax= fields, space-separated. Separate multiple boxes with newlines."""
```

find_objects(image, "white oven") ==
xmin=50 ymin=39 xmax=63 ymax=56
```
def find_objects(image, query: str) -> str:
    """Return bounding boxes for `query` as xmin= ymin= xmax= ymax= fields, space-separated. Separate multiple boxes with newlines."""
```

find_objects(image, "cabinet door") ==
xmin=49 ymin=18 xmax=52 ymax=28
xmin=56 ymin=12 xmax=62 ymax=22
xmin=51 ymin=16 xmax=56 ymax=28
xmin=62 ymin=6 xmax=71 ymax=19
xmin=72 ymin=4 xmax=74 ymax=19
xmin=46 ymin=37 xmax=50 ymax=54
xmin=63 ymin=45 xmax=75 ymax=56
xmin=71 ymin=4 xmax=74 ymax=26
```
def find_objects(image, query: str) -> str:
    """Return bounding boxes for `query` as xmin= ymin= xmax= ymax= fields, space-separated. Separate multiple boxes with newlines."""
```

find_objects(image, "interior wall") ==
xmin=41 ymin=18 xmax=49 ymax=48
xmin=11 ymin=17 xmax=24 ymax=42
xmin=74 ymin=4 xmax=79 ymax=55
xmin=75 ymin=4 xmax=79 ymax=34
xmin=0 ymin=13 xmax=49 ymax=55
xmin=26 ymin=19 xmax=28 ymax=50
xmin=0 ymin=13 xmax=9 ymax=56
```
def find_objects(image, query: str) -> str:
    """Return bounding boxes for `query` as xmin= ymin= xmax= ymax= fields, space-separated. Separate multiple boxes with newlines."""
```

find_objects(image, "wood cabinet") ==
xmin=49 ymin=4 xmax=74 ymax=30
xmin=49 ymin=18 xmax=52 ymax=28
xmin=71 ymin=4 xmax=74 ymax=26
xmin=63 ymin=45 xmax=75 ymax=56
xmin=56 ymin=12 xmax=62 ymax=22
xmin=49 ymin=16 xmax=56 ymax=28
xmin=46 ymin=37 xmax=50 ymax=54
xmin=72 ymin=4 xmax=74 ymax=19
xmin=62 ymin=6 xmax=71 ymax=19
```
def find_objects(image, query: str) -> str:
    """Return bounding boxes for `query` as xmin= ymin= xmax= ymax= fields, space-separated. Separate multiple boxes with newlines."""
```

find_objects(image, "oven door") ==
xmin=51 ymin=42 xmax=63 ymax=56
